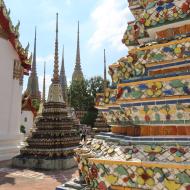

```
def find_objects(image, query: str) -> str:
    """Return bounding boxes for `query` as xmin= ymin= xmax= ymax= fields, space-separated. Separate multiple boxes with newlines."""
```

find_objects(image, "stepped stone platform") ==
xmin=69 ymin=133 xmax=190 ymax=190
xmin=12 ymin=154 xmax=77 ymax=170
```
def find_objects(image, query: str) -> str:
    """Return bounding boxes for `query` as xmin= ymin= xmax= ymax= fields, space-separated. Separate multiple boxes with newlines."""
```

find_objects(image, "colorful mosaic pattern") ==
xmin=123 ymin=0 xmax=190 ymax=46
xmin=104 ymin=89 xmax=117 ymax=104
xmin=139 ymin=0 xmax=190 ymax=28
xmin=81 ymin=139 xmax=190 ymax=163
xmin=101 ymin=99 xmax=190 ymax=125
xmin=133 ymin=39 xmax=190 ymax=66
xmin=75 ymin=138 xmax=190 ymax=190
xmin=122 ymin=21 xmax=146 ymax=46
xmin=89 ymin=163 xmax=190 ymax=190
xmin=96 ymin=93 xmax=105 ymax=107
xmin=119 ymin=78 xmax=190 ymax=100
xmin=102 ymin=108 xmax=126 ymax=125
xmin=96 ymin=89 xmax=117 ymax=106
xmin=110 ymin=39 xmax=190 ymax=83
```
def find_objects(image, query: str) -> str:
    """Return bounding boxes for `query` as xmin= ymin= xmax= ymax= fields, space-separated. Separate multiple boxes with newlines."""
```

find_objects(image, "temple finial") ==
xmin=61 ymin=45 xmax=65 ymax=76
xmin=104 ymin=49 xmax=107 ymax=90
xmin=60 ymin=45 xmax=68 ymax=104
xmin=76 ymin=20 xmax=80 ymax=64
xmin=43 ymin=62 xmax=46 ymax=103
xmin=52 ymin=13 xmax=59 ymax=83
xmin=62 ymin=45 xmax=64 ymax=67
xmin=72 ymin=21 xmax=84 ymax=81
xmin=32 ymin=27 xmax=37 ymax=76
xmin=26 ymin=27 xmax=40 ymax=101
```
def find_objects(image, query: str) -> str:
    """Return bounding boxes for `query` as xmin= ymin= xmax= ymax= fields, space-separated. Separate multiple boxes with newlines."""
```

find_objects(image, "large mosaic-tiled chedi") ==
xmin=74 ymin=0 xmax=190 ymax=189
xmin=13 ymin=14 xmax=80 ymax=170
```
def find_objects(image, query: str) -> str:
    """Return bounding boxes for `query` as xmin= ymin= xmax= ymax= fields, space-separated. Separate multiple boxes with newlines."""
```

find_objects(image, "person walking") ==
xmin=81 ymin=128 xmax=87 ymax=142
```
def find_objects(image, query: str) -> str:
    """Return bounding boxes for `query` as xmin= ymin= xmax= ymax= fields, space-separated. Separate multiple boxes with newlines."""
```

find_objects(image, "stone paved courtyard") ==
xmin=0 ymin=160 xmax=78 ymax=190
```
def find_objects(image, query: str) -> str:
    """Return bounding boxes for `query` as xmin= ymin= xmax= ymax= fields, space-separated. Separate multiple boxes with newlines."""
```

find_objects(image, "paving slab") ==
xmin=0 ymin=160 xmax=78 ymax=190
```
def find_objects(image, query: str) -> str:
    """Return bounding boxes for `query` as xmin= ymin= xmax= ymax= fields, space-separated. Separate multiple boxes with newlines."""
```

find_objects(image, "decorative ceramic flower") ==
xmin=98 ymin=181 xmax=107 ymax=190
xmin=104 ymin=90 xmax=110 ymax=104
xmin=182 ymin=2 xmax=190 ymax=13
xmin=123 ymin=173 xmax=135 ymax=183
xmin=136 ymin=168 xmax=155 ymax=187
xmin=117 ymin=87 xmax=123 ymax=99
xmin=164 ymin=179 xmax=181 ymax=190
xmin=170 ymin=146 xmax=187 ymax=162
xmin=90 ymin=164 xmax=98 ymax=179
xmin=146 ymin=82 xmax=163 ymax=97
xmin=144 ymin=145 xmax=162 ymax=154
xmin=105 ymin=174 xmax=118 ymax=185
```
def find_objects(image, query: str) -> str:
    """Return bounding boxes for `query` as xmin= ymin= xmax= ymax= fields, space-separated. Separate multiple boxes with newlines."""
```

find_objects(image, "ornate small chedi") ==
xmin=13 ymin=13 xmax=80 ymax=170
xmin=73 ymin=1 xmax=190 ymax=189
xmin=93 ymin=50 xmax=110 ymax=135
xmin=93 ymin=112 xmax=110 ymax=135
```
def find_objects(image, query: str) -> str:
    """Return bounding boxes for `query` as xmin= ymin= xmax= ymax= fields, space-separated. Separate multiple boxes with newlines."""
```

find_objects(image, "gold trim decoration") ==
xmin=13 ymin=60 xmax=23 ymax=80
xmin=89 ymin=158 xmax=190 ymax=170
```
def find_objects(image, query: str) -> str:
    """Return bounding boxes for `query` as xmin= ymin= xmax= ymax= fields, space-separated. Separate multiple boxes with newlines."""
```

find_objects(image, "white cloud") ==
xmin=88 ymin=0 xmax=133 ymax=51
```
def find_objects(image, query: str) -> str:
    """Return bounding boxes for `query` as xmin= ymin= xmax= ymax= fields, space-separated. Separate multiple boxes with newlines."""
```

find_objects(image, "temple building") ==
xmin=60 ymin=46 xmax=68 ymax=104
xmin=26 ymin=28 xmax=41 ymax=109
xmin=72 ymin=21 xmax=84 ymax=82
xmin=0 ymin=0 xmax=31 ymax=161
xmin=71 ymin=0 xmax=190 ymax=190
xmin=13 ymin=13 xmax=80 ymax=170
xmin=20 ymin=93 xmax=36 ymax=136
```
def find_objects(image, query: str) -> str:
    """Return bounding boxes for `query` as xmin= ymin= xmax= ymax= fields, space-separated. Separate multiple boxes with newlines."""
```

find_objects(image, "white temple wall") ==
xmin=0 ymin=38 xmax=22 ymax=161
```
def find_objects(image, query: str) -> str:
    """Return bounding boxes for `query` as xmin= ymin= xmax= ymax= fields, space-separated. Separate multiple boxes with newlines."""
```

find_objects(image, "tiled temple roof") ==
xmin=0 ymin=0 xmax=31 ymax=74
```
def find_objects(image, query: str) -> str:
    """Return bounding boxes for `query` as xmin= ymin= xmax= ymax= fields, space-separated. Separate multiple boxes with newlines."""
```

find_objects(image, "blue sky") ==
xmin=5 ymin=0 xmax=133 ymax=93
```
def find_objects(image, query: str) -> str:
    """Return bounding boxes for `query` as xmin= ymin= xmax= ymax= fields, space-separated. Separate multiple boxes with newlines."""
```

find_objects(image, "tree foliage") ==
xmin=87 ymin=76 xmax=105 ymax=97
xmin=81 ymin=107 xmax=98 ymax=127
xmin=68 ymin=79 xmax=92 ymax=111
xmin=32 ymin=99 xmax=40 ymax=111
xmin=68 ymin=76 xmax=109 ymax=126
xmin=20 ymin=125 xmax=26 ymax=134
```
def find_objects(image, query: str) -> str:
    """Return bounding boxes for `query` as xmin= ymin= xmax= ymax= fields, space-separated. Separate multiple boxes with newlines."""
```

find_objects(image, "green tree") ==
xmin=87 ymin=76 xmax=105 ymax=98
xmin=32 ymin=99 xmax=40 ymax=111
xmin=68 ymin=76 xmax=109 ymax=126
xmin=68 ymin=76 xmax=108 ymax=111
xmin=69 ymin=79 xmax=92 ymax=111
xmin=20 ymin=125 xmax=26 ymax=134
xmin=81 ymin=107 xmax=98 ymax=127
xmin=69 ymin=76 xmax=109 ymax=126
